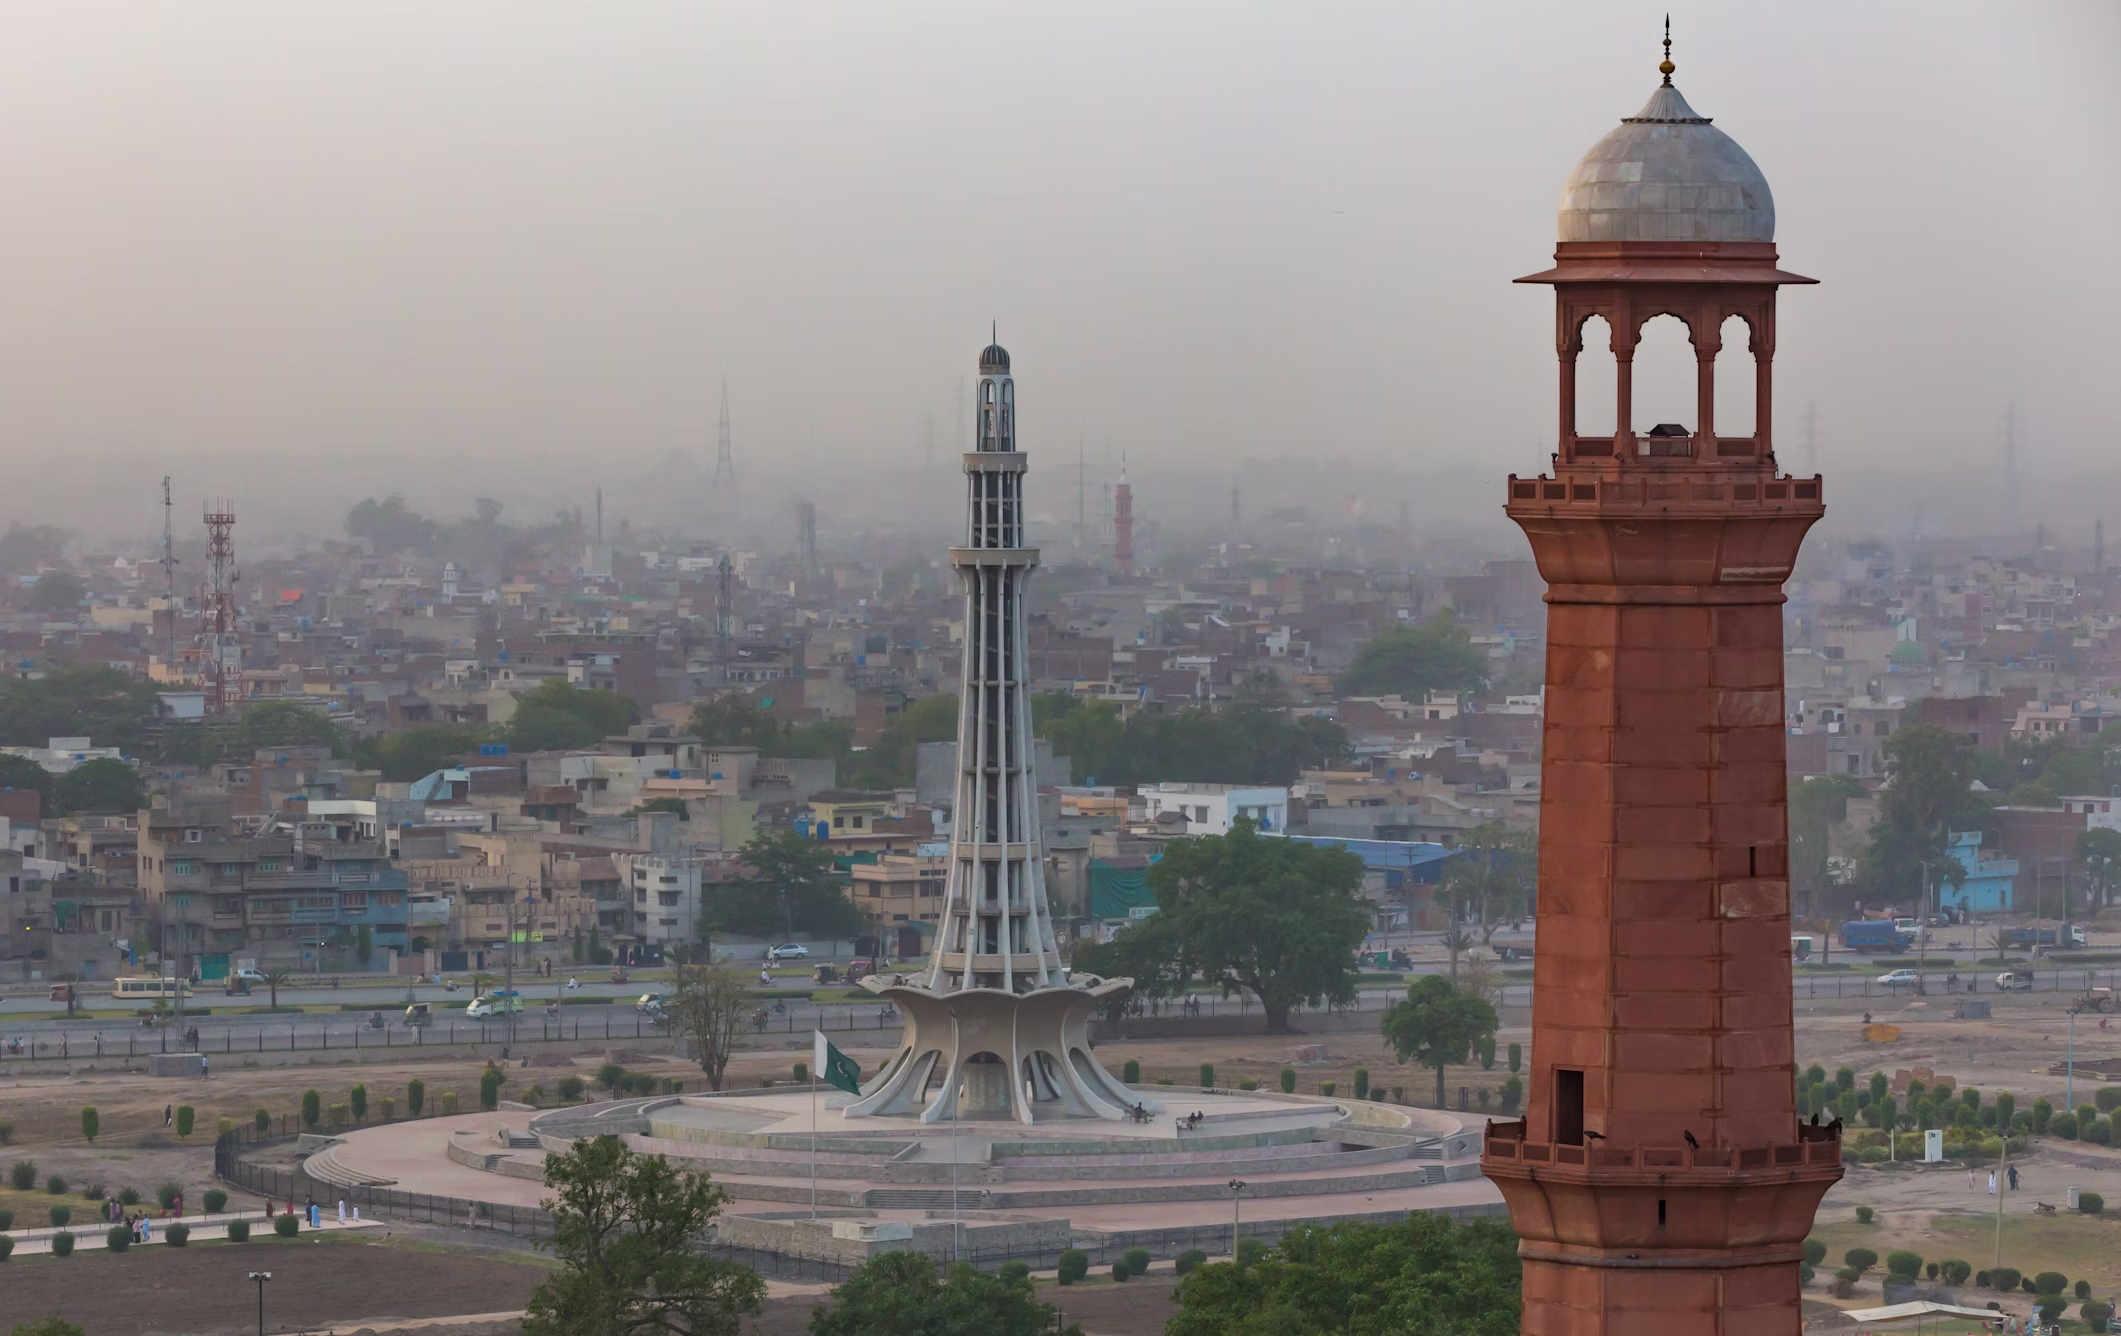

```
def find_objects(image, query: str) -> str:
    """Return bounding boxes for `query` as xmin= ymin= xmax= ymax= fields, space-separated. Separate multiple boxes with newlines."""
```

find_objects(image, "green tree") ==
xmin=54 ymin=759 xmax=147 ymax=816
xmin=357 ymin=724 xmax=491 ymax=781
xmin=523 ymin=1135 xmax=763 ymax=1336
xmin=0 ymin=667 xmax=160 ymax=754
xmin=842 ymin=694 xmax=959 ymax=789
xmin=688 ymin=694 xmax=788 ymax=750
xmin=233 ymin=700 xmax=347 ymax=755
xmin=713 ymin=831 xmax=860 ymax=939
xmin=0 ymin=754 xmax=53 ymax=814
xmin=1790 ymin=774 xmax=1864 ymax=919
xmin=263 ymin=967 xmax=295 ymax=1010
xmin=1437 ymin=823 xmax=1535 ymax=955
xmin=1084 ymin=820 xmax=1369 ymax=1032
xmin=669 ymin=962 xmax=752 ymax=1092
xmin=2080 ymin=826 xmax=2121 ymax=912
xmin=809 ymin=1251 xmax=1083 ymax=1336
xmin=1861 ymin=726 xmax=1987 ymax=906
xmin=355 ymin=923 xmax=373 ymax=965
xmin=507 ymin=679 xmax=639 ymax=753
xmin=24 ymin=571 xmax=87 ymax=613
xmin=1166 ymin=1212 xmax=1520 ymax=1336
xmin=344 ymin=494 xmax=436 ymax=555
xmin=1337 ymin=610 xmax=1489 ymax=700
xmin=1382 ymin=975 xmax=1501 ymax=1108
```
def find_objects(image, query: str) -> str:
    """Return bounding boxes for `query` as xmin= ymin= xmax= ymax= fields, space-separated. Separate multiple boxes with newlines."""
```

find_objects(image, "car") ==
xmin=465 ymin=991 xmax=523 ymax=1019
xmin=232 ymin=967 xmax=268 ymax=985
xmin=1995 ymin=971 xmax=2035 ymax=992
xmin=1877 ymin=969 xmax=1921 ymax=988
xmin=636 ymin=992 xmax=666 ymax=1013
xmin=767 ymin=943 xmax=810 ymax=961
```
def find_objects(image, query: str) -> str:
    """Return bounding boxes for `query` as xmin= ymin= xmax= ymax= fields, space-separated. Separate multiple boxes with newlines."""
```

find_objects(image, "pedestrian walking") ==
xmin=201 ymin=1053 xmax=209 ymax=1079
xmin=337 ymin=1198 xmax=346 ymax=1225
xmin=2007 ymin=1164 xmax=2019 ymax=1191
xmin=1987 ymin=1171 xmax=1997 ymax=1195
xmin=1968 ymin=1168 xmax=1976 ymax=1190
xmin=164 ymin=1104 xmax=173 ymax=1127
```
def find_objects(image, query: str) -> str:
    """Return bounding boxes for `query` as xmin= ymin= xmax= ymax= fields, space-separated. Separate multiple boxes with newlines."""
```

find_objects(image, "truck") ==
xmin=1839 ymin=920 xmax=1913 ymax=953
xmin=2004 ymin=924 xmax=2088 ymax=950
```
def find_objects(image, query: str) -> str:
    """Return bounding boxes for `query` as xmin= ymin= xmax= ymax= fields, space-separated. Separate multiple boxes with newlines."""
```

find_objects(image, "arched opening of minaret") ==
xmin=1574 ymin=315 xmax=1616 ymax=441
xmin=1631 ymin=313 xmax=1696 ymax=441
xmin=1714 ymin=314 xmax=1757 ymax=442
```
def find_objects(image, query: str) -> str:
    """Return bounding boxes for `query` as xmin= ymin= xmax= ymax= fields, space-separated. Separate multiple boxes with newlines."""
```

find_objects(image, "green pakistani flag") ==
xmin=815 ymin=1030 xmax=862 ymax=1095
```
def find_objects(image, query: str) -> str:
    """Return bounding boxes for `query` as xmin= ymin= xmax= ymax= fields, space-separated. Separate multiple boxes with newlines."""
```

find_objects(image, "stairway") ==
xmin=864 ymin=1188 xmax=987 ymax=1210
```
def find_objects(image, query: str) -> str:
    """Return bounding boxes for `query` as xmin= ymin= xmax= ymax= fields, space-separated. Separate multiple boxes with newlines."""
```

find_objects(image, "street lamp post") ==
xmin=248 ymin=1271 xmax=271 ymax=1336
xmin=1229 ymin=1178 xmax=1246 ymax=1259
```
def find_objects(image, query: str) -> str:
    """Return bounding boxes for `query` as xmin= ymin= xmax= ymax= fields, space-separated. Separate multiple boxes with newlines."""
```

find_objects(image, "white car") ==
xmin=232 ymin=967 xmax=268 ymax=985
xmin=767 ymin=943 xmax=810 ymax=961
xmin=1877 ymin=969 xmax=1921 ymax=988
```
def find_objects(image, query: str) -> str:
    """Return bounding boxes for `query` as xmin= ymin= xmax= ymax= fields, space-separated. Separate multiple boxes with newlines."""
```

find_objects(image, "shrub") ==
xmin=597 ymin=1063 xmax=627 ymax=1091
xmin=106 ymin=1224 xmax=131 ymax=1253
xmin=407 ymin=1079 xmax=425 ymax=1117
xmin=2076 ymin=1280 xmax=2092 ymax=1300
xmin=1995 ymin=1091 xmax=2016 ymax=1125
xmin=46 ymin=1176 xmax=67 ymax=1195
xmin=441 ymin=1091 xmax=459 ymax=1115
xmin=1200 ymin=1063 xmax=1215 ymax=1088
xmin=218 ymin=1118 xmax=234 ymax=1137
xmin=1990 ymin=1267 xmax=2021 ymax=1292
xmin=2078 ymin=1191 xmax=2104 ymax=1214
xmin=0 ymin=1209 xmax=10 ymax=1230
xmin=1844 ymin=1248 xmax=1878 ymax=1273
xmin=2053 ymin=1112 xmax=2080 ymax=1139
xmin=0 ymin=1235 xmax=11 ymax=1260
xmin=1508 ymin=1041 xmax=1522 ymax=1073
xmin=301 ymin=1089 xmax=321 ymax=1127
xmin=2082 ymin=1300 xmax=2112 ymax=1330
xmin=1802 ymin=1238 xmax=1828 ymax=1266
xmin=1123 ymin=1059 xmax=1140 ymax=1084
xmin=1237 ymin=1236 xmax=1268 ymax=1269
xmin=9 ymin=1161 xmax=34 ymax=1191
xmin=2098 ymin=1087 xmax=2121 ymax=1114
xmin=204 ymin=1189 xmax=227 ymax=1214
xmin=479 ymin=1069 xmax=502 ymax=1111
xmin=1834 ymin=1267 xmax=1859 ymax=1283
xmin=81 ymin=1184 xmax=104 ymax=1201
xmin=1111 ymin=1261 xmax=1130 ymax=1282
xmin=998 ymin=1260 xmax=1030 ymax=1286
xmin=1238 ymin=1079 xmax=1258 ymax=1091
xmin=118 ymin=1187 xmax=140 ymax=1206
xmin=378 ymin=1097 xmax=395 ymax=1122
xmin=1854 ymin=1206 xmax=1874 ymax=1224
xmin=2032 ymin=1097 xmax=2053 ymax=1133
xmin=1175 ymin=1249 xmax=1208 ymax=1276
xmin=2038 ymin=1297 xmax=2068 ymax=1325
xmin=1321 ymin=1081 xmax=1336 ymax=1097
xmin=1123 ymin=1247 xmax=1151 ymax=1276
xmin=1975 ymin=1272 xmax=1991 ymax=1288
xmin=793 ymin=1062 xmax=808 ymax=1085
xmin=255 ymin=1108 xmax=271 ymax=1134
xmin=1477 ymin=1035 xmax=1496 ymax=1070
xmin=2022 ymin=1277 xmax=2038 ymax=1295
xmin=557 ymin=1076 xmax=586 ymax=1102
xmin=1799 ymin=1262 xmax=1814 ymax=1287
xmin=1886 ymin=1251 xmax=1922 ymax=1279
xmin=1279 ymin=1068 xmax=1296 ymax=1094
xmin=1500 ymin=1076 xmax=1522 ymax=1113
xmin=1926 ymin=1263 xmax=1939 ymax=1280
xmin=79 ymin=1107 xmax=98 ymax=1144
xmin=2089 ymin=1118 xmax=2115 ymax=1147
xmin=165 ymin=1221 xmax=190 ymax=1247
xmin=226 ymin=1219 xmax=251 ymax=1242
xmin=157 ymin=1181 xmax=182 ymax=1211
xmin=0 ymin=1122 xmax=10 ymax=1145
xmin=351 ymin=1085 xmax=368 ymax=1122
xmin=274 ymin=1213 xmax=300 ymax=1238
xmin=1389 ymin=1085 xmax=1405 ymax=1104
xmin=175 ymin=1106 xmax=194 ymax=1137
xmin=49 ymin=1205 xmax=71 ymax=1228
xmin=329 ymin=1102 xmax=349 ymax=1128
xmin=1354 ymin=1068 xmax=1371 ymax=1100
xmin=1056 ymin=1248 xmax=1088 ymax=1285
xmin=50 ymin=1230 xmax=74 ymax=1257
xmin=2034 ymin=1272 xmax=2068 ymax=1296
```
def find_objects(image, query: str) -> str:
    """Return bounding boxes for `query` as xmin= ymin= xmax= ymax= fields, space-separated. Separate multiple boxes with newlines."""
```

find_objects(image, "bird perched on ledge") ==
xmin=1683 ymin=1130 xmax=1701 ymax=1150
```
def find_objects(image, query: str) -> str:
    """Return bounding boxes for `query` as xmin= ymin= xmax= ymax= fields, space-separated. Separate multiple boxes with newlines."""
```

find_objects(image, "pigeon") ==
xmin=1810 ymin=1112 xmax=1821 ymax=1126
xmin=1583 ymin=1130 xmax=1607 ymax=1142
xmin=1827 ymin=1117 xmax=1843 ymax=1135
xmin=1682 ymin=1130 xmax=1700 ymax=1150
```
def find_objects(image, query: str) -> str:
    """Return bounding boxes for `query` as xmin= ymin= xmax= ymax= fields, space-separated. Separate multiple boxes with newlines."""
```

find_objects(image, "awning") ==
xmin=1840 ymin=1300 xmax=2016 ymax=1323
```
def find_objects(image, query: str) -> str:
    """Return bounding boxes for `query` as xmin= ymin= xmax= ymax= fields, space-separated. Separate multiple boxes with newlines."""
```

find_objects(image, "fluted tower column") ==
xmin=849 ymin=337 xmax=1151 ymax=1126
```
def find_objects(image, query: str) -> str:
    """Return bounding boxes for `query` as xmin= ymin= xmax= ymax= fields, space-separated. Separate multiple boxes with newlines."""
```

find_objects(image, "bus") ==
xmin=113 ymin=976 xmax=194 ymax=1002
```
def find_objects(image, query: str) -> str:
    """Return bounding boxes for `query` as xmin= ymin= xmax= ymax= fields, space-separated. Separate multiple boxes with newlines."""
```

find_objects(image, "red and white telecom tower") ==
xmin=203 ymin=501 xmax=241 ymax=714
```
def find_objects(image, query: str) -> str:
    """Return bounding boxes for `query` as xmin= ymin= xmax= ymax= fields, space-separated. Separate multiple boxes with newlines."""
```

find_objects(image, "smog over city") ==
xmin=1 ymin=6 xmax=2119 ymax=1336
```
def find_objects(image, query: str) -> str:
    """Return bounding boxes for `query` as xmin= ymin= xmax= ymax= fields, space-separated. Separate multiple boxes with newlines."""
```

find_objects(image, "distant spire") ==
xmin=1659 ymin=15 xmax=1675 ymax=85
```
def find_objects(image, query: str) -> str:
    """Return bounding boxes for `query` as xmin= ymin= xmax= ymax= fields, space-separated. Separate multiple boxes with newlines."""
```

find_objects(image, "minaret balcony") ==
xmin=937 ymin=951 xmax=1057 ymax=975
xmin=949 ymin=546 xmax=1039 ymax=569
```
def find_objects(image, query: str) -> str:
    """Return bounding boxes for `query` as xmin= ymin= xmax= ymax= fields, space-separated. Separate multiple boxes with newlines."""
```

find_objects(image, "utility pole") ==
xmin=1228 ymin=1178 xmax=1246 ymax=1258
xmin=249 ymin=1271 xmax=272 ymax=1336
xmin=160 ymin=477 xmax=178 ymax=675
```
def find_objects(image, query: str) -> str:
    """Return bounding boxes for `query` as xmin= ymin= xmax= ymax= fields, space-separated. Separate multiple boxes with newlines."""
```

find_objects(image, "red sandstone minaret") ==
xmin=1481 ymin=29 xmax=1841 ymax=1334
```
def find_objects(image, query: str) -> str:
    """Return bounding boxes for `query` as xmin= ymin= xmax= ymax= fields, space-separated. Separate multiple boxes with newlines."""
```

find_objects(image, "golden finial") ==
xmin=1659 ymin=14 xmax=1675 ymax=84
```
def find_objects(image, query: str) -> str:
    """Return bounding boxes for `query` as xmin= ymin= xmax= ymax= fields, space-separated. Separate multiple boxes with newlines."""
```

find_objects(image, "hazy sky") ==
xmin=2 ymin=2 xmax=2116 ymax=546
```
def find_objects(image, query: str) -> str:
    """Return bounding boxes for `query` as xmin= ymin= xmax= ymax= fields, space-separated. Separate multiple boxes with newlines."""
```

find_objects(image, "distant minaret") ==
xmin=1113 ymin=456 xmax=1134 ymax=577
xmin=712 ymin=380 xmax=737 ymax=519
xmin=2001 ymin=401 xmax=2020 ymax=510
xmin=795 ymin=499 xmax=818 ymax=573
xmin=715 ymin=554 xmax=734 ymax=662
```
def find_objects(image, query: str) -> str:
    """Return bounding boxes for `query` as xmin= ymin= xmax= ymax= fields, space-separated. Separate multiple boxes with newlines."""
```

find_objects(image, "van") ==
xmin=466 ymin=990 xmax=523 ymax=1019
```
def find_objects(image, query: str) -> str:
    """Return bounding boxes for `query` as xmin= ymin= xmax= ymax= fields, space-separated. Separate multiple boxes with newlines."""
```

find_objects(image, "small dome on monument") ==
xmin=979 ymin=341 xmax=1010 ymax=374
xmin=1556 ymin=41 xmax=1775 ymax=243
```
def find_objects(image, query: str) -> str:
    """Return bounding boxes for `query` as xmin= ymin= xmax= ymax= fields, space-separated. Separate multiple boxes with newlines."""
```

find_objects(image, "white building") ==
xmin=1140 ymin=782 xmax=1289 ymax=835
xmin=2 ymin=737 xmax=126 ymax=773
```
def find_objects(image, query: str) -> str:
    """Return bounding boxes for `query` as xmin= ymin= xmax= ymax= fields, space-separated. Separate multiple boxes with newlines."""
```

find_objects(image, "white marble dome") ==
xmin=1557 ymin=83 xmax=1774 ymax=243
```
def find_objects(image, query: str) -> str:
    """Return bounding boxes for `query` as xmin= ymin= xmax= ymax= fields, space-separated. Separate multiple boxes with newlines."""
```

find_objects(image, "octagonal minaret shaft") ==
xmin=929 ymin=336 xmax=1065 ymax=995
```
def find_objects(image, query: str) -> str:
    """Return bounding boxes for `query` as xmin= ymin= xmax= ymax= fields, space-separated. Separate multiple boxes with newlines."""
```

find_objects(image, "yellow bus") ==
xmin=113 ymin=976 xmax=194 ymax=1002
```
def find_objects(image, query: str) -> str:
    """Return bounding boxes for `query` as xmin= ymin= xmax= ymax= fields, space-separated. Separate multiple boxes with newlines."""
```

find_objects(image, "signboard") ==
xmin=1924 ymin=1129 xmax=1944 ymax=1163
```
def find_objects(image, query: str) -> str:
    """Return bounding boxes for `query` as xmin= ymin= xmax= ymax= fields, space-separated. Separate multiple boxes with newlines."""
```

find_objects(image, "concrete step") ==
xmin=863 ymin=1188 xmax=987 ymax=1210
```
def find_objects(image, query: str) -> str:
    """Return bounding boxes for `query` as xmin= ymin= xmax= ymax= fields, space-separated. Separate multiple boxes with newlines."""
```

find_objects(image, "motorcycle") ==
xmin=365 ymin=1012 xmax=386 ymax=1030
xmin=769 ymin=1000 xmax=788 ymax=1016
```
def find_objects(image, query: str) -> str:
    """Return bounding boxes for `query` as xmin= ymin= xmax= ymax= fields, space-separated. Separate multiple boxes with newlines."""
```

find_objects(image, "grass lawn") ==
xmin=1811 ymin=1209 xmax=2121 ymax=1308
